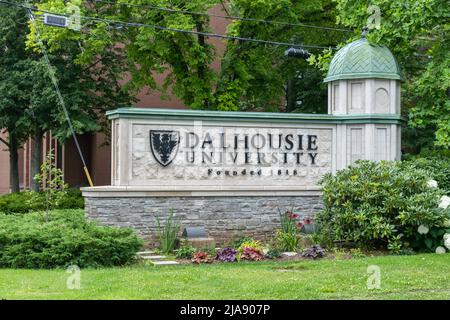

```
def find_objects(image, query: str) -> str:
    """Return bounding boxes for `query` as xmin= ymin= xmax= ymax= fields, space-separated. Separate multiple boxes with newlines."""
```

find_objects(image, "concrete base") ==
xmin=186 ymin=237 xmax=216 ymax=250
xmin=82 ymin=189 xmax=323 ymax=245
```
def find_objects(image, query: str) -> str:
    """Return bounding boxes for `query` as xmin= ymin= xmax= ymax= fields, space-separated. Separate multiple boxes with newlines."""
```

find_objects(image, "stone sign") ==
xmin=130 ymin=122 xmax=333 ymax=188
xmin=82 ymin=36 xmax=403 ymax=243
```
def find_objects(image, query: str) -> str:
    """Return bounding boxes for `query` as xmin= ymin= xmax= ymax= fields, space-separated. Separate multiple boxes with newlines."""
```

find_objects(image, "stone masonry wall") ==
xmin=84 ymin=195 xmax=323 ymax=246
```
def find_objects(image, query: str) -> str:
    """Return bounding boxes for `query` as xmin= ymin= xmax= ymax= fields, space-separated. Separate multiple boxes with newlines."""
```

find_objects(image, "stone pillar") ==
xmin=324 ymin=36 xmax=402 ymax=171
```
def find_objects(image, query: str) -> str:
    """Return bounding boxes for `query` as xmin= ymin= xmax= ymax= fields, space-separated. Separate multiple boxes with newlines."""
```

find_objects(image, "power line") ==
xmin=90 ymin=0 xmax=353 ymax=33
xmin=0 ymin=1 xmax=337 ymax=50
xmin=20 ymin=0 xmax=95 ymax=187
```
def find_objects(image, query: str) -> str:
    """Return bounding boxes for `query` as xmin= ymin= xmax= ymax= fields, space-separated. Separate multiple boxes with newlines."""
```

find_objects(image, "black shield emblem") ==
xmin=150 ymin=130 xmax=180 ymax=167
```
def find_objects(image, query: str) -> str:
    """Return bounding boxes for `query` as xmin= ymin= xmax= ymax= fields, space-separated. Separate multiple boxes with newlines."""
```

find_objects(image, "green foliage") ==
xmin=32 ymin=149 xmax=67 ymax=221
xmin=0 ymin=209 xmax=143 ymax=268
xmin=56 ymin=188 xmax=84 ymax=209
xmin=156 ymin=210 xmax=181 ymax=254
xmin=316 ymin=160 xmax=450 ymax=253
xmin=33 ymin=0 xmax=346 ymax=112
xmin=229 ymin=236 xmax=255 ymax=249
xmin=313 ymin=0 xmax=450 ymax=147
xmin=273 ymin=209 xmax=302 ymax=251
xmin=411 ymin=226 xmax=450 ymax=253
xmin=175 ymin=243 xmax=196 ymax=259
xmin=403 ymin=151 xmax=450 ymax=194
xmin=0 ymin=188 xmax=83 ymax=214
xmin=264 ymin=248 xmax=282 ymax=259
xmin=274 ymin=229 xmax=300 ymax=252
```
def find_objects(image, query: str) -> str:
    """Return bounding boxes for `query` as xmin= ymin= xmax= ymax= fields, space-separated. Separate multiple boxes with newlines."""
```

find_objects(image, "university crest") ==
xmin=150 ymin=130 xmax=180 ymax=167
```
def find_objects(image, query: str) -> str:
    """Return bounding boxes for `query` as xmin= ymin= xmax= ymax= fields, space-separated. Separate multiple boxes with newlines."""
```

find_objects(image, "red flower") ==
xmin=304 ymin=217 xmax=312 ymax=224
xmin=296 ymin=222 xmax=304 ymax=229
xmin=286 ymin=211 xmax=299 ymax=219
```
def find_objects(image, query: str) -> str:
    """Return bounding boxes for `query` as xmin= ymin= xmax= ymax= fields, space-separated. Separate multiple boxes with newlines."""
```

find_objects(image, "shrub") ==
xmin=265 ymin=248 xmax=282 ymax=259
xmin=410 ymin=225 xmax=450 ymax=252
xmin=0 ymin=189 xmax=84 ymax=214
xmin=301 ymin=245 xmax=326 ymax=259
xmin=175 ymin=244 xmax=196 ymax=259
xmin=0 ymin=191 xmax=36 ymax=214
xmin=229 ymin=236 xmax=254 ymax=249
xmin=156 ymin=210 xmax=181 ymax=254
xmin=317 ymin=160 xmax=450 ymax=252
xmin=216 ymin=247 xmax=237 ymax=262
xmin=237 ymin=240 xmax=263 ymax=255
xmin=239 ymin=247 xmax=264 ymax=261
xmin=237 ymin=240 xmax=264 ymax=261
xmin=403 ymin=152 xmax=450 ymax=194
xmin=0 ymin=209 xmax=143 ymax=268
xmin=191 ymin=251 xmax=213 ymax=264
xmin=56 ymin=188 xmax=84 ymax=209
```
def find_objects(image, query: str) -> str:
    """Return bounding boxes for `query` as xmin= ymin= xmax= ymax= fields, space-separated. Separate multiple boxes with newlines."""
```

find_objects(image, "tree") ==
xmin=216 ymin=0 xmax=347 ymax=112
xmin=312 ymin=0 xmax=449 ymax=150
xmin=0 ymin=5 xmax=33 ymax=192
xmin=33 ymin=0 xmax=348 ymax=113
xmin=0 ymin=1 xmax=135 ymax=192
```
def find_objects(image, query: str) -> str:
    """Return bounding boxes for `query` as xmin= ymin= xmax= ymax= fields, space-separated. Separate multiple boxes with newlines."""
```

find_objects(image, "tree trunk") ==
xmin=286 ymin=78 xmax=296 ymax=112
xmin=9 ymin=130 xmax=20 ymax=193
xmin=30 ymin=125 xmax=43 ymax=192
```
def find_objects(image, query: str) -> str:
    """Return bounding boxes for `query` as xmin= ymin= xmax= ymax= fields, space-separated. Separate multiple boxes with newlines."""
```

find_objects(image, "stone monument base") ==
xmin=82 ymin=186 xmax=323 ymax=245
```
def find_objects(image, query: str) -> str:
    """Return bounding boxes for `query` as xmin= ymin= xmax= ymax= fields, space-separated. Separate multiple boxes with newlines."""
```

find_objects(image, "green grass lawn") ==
xmin=0 ymin=253 xmax=449 ymax=299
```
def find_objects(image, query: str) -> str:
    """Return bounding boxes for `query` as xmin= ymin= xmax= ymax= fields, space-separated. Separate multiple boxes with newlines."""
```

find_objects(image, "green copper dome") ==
xmin=324 ymin=38 xmax=401 ymax=82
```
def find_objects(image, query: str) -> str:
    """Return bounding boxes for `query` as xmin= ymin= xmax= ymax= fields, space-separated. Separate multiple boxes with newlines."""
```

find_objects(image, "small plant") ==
xmin=216 ymin=247 xmax=237 ymax=262
xmin=156 ymin=209 xmax=181 ymax=254
xmin=192 ymin=251 xmax=213 ymax=264
xmin=274 ymin=229 xmax=299 ymax=252
xmin=229 ymin=236 xmax=254 ymax=249
xmin=239 ymin=247 xmax=264 ymax=261
xmin=32 ymin=149 xmax=68 ymax=222
xmin=301 ymin=245 xmax=326 ymax=259
xmin=265 ymin=248 xmax=282 ymax=259
xmin=349 ymin=248 xmax=366 ymax=259
xmin=175 ymin=244 xmax=196 ymax=259
xmin=237 ymin=239 xmax=262 ymax=254
xmin=236 ymin=240 xmax=264 ymax=261
xmin=274 ymin=208 xmax=312 ymax=251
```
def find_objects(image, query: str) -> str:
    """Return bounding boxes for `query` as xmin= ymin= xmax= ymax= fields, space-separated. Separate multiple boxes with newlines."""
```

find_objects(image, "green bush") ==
xmin=0 ymin=189 xmax=84 ymax=214
xmin=316 ymin=160 xmax=450 ymax=252
xmin=175 ymin=243 xmax=196 ymax=259
xmin=0 ymin=209 xmax=143 ymax=268
xmin=54 ymin=188 xmax=84 ymax=209
xmin=0 ymin=192 xmax=34 ymax=214
xmin=403 ymin=152 xmax=450 ymax=194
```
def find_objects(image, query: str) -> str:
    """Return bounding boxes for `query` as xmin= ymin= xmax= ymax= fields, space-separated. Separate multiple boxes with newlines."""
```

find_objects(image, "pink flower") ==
xmin=286 ymin=211 xmax=299 ymax=219
xmin=303 ymin=217 xmax=312 ymax=225
xmin=296 ymin=222 xmax=304 ymax=229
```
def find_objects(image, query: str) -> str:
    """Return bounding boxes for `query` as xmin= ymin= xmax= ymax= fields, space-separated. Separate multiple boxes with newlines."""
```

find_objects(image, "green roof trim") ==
xmin=106 ymin=108 xmax=404 ymax=124
xmin=324 ymin=38 xmax=402 ymax=82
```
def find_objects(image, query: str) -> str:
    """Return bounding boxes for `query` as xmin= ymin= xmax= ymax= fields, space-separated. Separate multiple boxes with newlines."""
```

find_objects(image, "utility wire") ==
xmin=90 ymin=0 xmax=353 ymax=33
xmin=21 ymin=0 xmax=95 ymax=187
xmin=0 ymin=1 xmax=337 ymax=49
